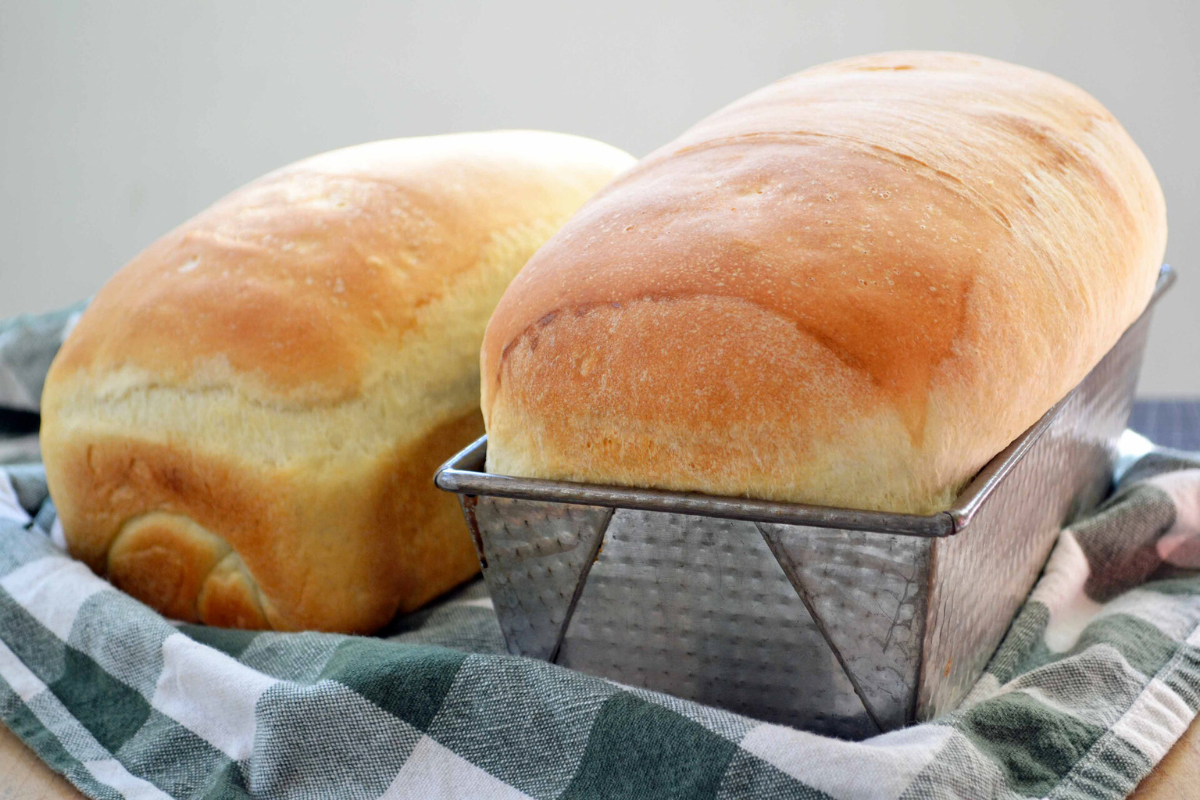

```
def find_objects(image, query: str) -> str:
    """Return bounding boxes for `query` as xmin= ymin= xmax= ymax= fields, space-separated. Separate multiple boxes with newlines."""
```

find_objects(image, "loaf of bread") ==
xmin=482 ymin=53 xmax=1167 ymax=514
xmin=41 ymin=131 xmax=634 ymax=633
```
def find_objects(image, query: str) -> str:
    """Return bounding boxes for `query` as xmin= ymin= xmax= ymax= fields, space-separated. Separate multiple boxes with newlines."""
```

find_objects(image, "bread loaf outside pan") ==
xmin=482 ymin=52 xmax=1168 ymax=515
xmin=40 ymin=131 xmax=635 ymax=633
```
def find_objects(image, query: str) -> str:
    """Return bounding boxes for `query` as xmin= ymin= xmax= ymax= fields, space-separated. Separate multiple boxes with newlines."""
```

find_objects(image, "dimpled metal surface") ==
xmin=919 ymin=303 xmax=1152 ymax=718
xmin=438 ymin=269 xmax=1170 ymax=736
xmin=759 ymin=525 xmax=930 ymax=730
xmin=557 ymin=509 xmax=877 ymax=738
xmin=465 ymin=495 xmax=612 ymax=659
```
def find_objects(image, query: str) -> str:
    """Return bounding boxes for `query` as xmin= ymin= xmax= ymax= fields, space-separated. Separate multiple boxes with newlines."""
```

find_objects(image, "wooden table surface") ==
xmin=2 ymin=400 xmax=1198 ymax=798
xmin=0 ymin=724 xmax=79 ymax=799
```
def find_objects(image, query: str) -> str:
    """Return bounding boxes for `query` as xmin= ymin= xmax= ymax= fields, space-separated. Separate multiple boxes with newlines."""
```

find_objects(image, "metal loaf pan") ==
xmin=435 ymin=265 xmax=1175 ymax=738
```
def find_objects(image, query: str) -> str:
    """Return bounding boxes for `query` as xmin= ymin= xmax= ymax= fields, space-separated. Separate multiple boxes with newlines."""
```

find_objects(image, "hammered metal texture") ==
xmin=465 ymin=496 xmax=613 ymax=659
xmin=919 ymin=309 xmax=1152 ymax=718
xmin=447 ymin=274 xmax=1169 ymax=736
xmin=557 ymin=509 xmax=878 ymax=738
xmin=758 ymin=524 xmax=930 ymax=730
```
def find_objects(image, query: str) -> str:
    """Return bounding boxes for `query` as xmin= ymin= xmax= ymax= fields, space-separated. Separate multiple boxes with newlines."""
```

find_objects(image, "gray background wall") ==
xmin=2 ymin=0 xmax=1196 ymax=393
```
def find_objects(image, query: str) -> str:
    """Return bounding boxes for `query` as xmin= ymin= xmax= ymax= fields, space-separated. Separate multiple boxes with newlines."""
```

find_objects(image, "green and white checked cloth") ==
xmin=2 ymin=306 xmax=1200 ymax=800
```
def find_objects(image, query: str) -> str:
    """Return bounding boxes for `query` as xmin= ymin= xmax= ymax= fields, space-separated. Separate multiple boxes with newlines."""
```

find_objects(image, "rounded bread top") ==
xmin=481 ymin=53 xmax=1167 ymax=513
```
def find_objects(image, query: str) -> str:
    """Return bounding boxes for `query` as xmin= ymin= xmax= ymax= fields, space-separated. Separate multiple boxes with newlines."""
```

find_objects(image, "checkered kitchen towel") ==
xmin=2 ymin=306 xmax=1200 ymax=800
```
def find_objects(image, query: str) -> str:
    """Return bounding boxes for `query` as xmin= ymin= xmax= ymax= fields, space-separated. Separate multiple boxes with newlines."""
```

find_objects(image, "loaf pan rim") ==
xmin=434 ymin=265 xmax=1174 ymax=537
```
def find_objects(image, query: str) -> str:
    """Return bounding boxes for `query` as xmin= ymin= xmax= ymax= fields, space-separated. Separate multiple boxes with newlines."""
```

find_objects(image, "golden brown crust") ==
xmin=41 ymin=131 xmax=635 ymax=632
xmin=482 ymin=53 xmax=1167 ymax=513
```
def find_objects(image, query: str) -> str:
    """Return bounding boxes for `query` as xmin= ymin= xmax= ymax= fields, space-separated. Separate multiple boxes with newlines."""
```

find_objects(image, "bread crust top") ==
xmin=40 ymin=131 xmax=635 ymax=632
xmin=482 ymin=53 xmax=1167 ymax=513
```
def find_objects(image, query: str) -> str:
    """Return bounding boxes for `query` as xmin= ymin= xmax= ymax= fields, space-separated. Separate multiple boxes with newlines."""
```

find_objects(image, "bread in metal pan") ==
xmin=482 ymin=52 xmax=1167 ymax=514
xmin=40 ymin=131 xmax=635 ymax=632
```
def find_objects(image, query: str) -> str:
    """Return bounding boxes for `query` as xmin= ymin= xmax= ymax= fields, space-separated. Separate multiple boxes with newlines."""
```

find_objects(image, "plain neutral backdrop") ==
xmin=2 ymin=1 xmax=1197 ymax=393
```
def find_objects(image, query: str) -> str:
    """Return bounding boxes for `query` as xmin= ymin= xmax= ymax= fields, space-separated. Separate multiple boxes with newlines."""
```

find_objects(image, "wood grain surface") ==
xmin=1131 ymin=716 xmax=1200 ymax=799
xmin=0 ymin=724 xmax=79 ymax=799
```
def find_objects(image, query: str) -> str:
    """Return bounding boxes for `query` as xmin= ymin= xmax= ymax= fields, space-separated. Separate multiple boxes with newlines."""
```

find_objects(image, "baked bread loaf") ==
xmin=41 ymin=131 xmax=634 ymax=633
xmin=482 ymin=52 xmax=1167 ymax=514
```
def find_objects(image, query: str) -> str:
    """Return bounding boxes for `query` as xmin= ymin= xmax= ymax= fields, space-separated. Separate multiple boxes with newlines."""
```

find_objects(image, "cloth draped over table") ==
xmin=1 ymin=305 xmax=1199 ymax=800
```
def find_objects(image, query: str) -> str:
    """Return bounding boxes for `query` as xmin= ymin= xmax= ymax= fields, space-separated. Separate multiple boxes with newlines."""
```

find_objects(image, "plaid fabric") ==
xmin=2 ymin=308 xmax=1199 ymax=800
xmin=0 ymin=303 xmax=84 ymax=466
